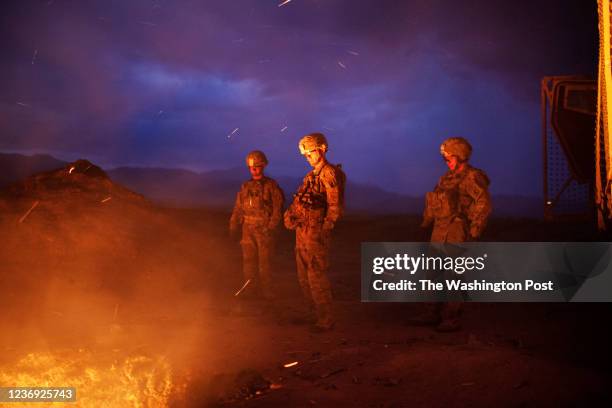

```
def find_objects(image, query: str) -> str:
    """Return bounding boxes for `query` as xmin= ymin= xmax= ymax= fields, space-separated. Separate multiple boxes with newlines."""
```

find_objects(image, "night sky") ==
xmin=0 ymin=0 xmax=597 ymax=196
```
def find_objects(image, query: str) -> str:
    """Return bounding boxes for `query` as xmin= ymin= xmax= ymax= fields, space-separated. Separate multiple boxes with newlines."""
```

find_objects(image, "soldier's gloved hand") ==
xmin=469 ymin=225 xmax=480 ymax=240
xmin=322 ymin=220 xmax=334 ymax=230
xmin=284 ymin=216 xmax=298 ymax=230
xmin=283 ymin=209 xmax=298 ymax=230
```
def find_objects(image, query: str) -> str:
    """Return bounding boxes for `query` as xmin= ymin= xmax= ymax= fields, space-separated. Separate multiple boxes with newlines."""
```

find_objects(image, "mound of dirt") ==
xmin=0 ymin=159 xmax=233 ymax=320
xmin=0 ymin=159 xmax=147 ymax=214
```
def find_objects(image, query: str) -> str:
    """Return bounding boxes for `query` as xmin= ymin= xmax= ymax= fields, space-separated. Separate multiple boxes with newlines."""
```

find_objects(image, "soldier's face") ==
xmin=249 ymin=166 xmax=264 ymax=180
xmin=304 ymin=149 xmax=323 ymax=167
xmin=444 ymin=155 xmax=459 ymax=171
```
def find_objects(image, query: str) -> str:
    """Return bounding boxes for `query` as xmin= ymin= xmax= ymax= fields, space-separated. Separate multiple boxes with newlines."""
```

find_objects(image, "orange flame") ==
xmin=0 ymin=350 xmax=178 ymax=407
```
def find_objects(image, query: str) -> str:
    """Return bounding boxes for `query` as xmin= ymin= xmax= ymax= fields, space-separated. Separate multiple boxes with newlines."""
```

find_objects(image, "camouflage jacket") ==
xmin=230 ymin=176 xmax=284 ymax=230
xmin=285 ymin=161 xmax=345 ymax=229
xmin=423 ymin=164 xmax=491 ymax=237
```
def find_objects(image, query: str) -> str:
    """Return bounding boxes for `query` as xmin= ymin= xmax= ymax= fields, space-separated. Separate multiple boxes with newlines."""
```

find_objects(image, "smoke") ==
xmin=0 ymin=169 xmax=262 ymax=405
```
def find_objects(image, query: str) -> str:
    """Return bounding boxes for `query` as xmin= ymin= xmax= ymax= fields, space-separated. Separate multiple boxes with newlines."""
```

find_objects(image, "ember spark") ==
xmin=19 ymin=201 xmax=39 ymax=224
xmin=227 ymin=127 xmax=239 ymax=139
xmin=234 ymin=279 xmax=251 ymax=296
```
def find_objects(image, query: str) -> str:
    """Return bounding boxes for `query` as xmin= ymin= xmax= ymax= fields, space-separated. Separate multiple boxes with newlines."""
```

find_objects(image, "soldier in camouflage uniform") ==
xmin=415 ymin=137 xmax=492 ymax=332
xmin=230 ymin=151 xmax=284 ymax=300
xmin=284 ymin=133 xmax=345 ymax=332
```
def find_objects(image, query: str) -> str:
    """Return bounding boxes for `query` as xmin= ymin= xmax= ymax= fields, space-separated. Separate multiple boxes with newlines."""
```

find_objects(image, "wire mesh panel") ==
xmin=545 ymin=113 xmax=591 ymax=216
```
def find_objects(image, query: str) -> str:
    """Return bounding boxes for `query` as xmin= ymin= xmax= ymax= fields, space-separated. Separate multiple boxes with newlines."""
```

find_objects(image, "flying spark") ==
xmin=234 ymin=279 xmax=251 ymax=296
xmin=68 ymin=166 xmax=76 ymax=174
xmin=283 ymin=361 xmax=299 ymax=368
xmin=337 ymin=61 xmax=347 ymax=69
xmin=227 ymin=127 xmax=239 ymax=139
xmin=16 ymin=102 xmax=30 ymax=108
xmin=278 ymin=0 xmax=292 ymax=7
xmin=281 ymin=126 xmax=288 ymax=132
xmin=101 ymin=197 xmax=112 ymax=203
xmin=19 ymin=201 xmax=39 ymax=224
xmin=347 ymin=50 xmax=360 ymax=56
xmin=31 ymin=49 xmax=38 ymax=65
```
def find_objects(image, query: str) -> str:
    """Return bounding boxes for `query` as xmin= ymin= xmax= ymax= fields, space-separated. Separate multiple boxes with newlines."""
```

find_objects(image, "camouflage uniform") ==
xmin=420 ymin=137 xmax=492 ymax=331
xmin=230 ymin=176 xmax=284 ymax=299
xmin=423 ymin=164 xmax=492 ymax=243
xmin=285 ymin=135 xmax=344 ymax=330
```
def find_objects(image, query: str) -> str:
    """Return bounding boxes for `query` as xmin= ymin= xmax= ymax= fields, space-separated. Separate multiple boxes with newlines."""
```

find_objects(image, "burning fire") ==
xmin=0 ymin=350 xmax=179 ymax=407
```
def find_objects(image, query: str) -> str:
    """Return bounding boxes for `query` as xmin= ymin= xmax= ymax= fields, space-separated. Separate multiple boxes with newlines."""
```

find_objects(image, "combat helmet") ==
xmin=299 ymin=133 xmax=328 ymax=155
xmin=440 ymin=137 xmax=472 ymax=162
xmin=245 ymin=150 xmax=268 ymax=167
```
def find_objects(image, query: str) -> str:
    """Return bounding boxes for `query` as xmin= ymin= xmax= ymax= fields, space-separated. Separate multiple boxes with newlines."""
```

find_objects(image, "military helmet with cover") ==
xmin=245 ymin=150 xmax=268 ymax=167
xmin=299 ymin=133 xmax=328 ymax=155
xmin=440 ymin=137 xmax=472 ymax=162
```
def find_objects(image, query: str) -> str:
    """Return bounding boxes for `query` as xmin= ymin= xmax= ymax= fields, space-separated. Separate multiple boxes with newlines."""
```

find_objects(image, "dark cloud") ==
xmin=0 ymin=0 xmax=597 ymax=196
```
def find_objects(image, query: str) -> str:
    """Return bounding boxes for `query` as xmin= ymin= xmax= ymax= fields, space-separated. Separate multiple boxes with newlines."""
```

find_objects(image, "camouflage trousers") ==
xmin=241 ymin=223 xmax=274 ymax=299
xmin=428 ymin=216 xmax=468 ymax=323
xmin=295 ymin=223 xmax=334 ymax=328
xmin=431 ymin=216 xmax=467 ymax=243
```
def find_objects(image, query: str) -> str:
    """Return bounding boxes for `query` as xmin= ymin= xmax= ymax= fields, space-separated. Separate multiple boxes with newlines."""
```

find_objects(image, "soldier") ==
xmin=230 ymin=150 xmax=284 ymax=300
xmin=415 ymin=137 xmax=492 ymax=332
xmin=284 ymin=133 xmax=345 ymax=332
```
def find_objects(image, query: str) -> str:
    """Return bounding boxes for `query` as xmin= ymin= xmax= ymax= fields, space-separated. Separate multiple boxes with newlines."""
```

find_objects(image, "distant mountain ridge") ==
xmin=0 ymin=152 xmax=541 ymax=217
xmin=107 ymin=165 xmax=426 ymax=214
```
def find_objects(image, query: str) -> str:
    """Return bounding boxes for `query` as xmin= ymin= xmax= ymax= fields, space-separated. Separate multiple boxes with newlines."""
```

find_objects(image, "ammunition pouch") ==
xmin=425 ymin=190 xmax=457 ymax=219
xmin=243 ymin=214 xmax=268 ymax=227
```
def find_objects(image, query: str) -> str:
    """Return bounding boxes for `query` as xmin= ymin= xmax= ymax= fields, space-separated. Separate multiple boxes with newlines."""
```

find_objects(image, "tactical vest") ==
xmin=294 ymin=163 xmax=345 ymax=212
xmin=427 ymin=169 xmax=469 ymax=220
xmin=241 ymin=179 xmax=274 ymax=223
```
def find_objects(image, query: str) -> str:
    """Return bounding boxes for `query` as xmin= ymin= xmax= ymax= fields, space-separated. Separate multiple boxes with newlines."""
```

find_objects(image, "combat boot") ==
xmin=436 ymin=302 xmax=462 ymax=332
xmin=261 ymin=286 xmax=275 ymax=301
xmin=435 ymin=319 xmax=461 ymax=332
xmin=406 ymin=303 xmax=441 ymax=326
xmin=406 ymin=313 xmax=441 ymax=326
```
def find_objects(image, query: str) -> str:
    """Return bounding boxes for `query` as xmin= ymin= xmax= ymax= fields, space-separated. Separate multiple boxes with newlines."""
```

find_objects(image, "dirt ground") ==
xmin=180 ymin=211 xmax=612 ymax=407
xmin=0 ymin=195 xmax=611 ymax=407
